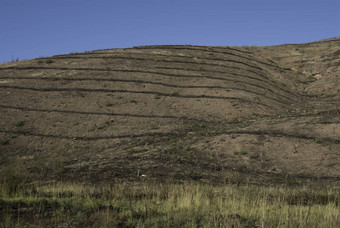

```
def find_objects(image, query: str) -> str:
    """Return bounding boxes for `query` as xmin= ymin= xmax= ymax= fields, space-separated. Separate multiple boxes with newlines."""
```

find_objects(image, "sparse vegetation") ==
xmin=267 ymin=58 xmax=275 ymax=64
xmin=231 ymin=134 xmax=238 ymax=139
xmin=315 ymin=138 xmax=323 ymax=144
xmin=150 ymin=124 xmax=159 ymax=130
xmin=11 ymin=57 xmax=19 ymax=62
xmin=231 ymin=102 xmax=239 ymax=107
xmin=249 ymin=153 xmax=260 ymax=160
xmin=234 ymin=150 xmax=247 ymax=156
xmin=36 ymin=59 xmax=54 ymax=64
xmin=1 ymin=38 xmax=340 ymax=226
xmin=0 ymin=138 xmax=9 ymax=146
xmin=0 ymin=180 xmax=339 ymax=227
xmin=308 ymin=75 xmax=316 ymax=80
xmin=273 ymin=177 xmax=300 ymax=186
xmin=13 ymin=120 xmax=24 ymax=127
xmin=127 ymin=147 xmax=148 ymax=154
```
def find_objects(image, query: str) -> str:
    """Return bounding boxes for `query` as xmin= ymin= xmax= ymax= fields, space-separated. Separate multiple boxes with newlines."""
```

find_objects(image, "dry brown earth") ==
xmin=0 ymin=38 xmax=339 ymax=184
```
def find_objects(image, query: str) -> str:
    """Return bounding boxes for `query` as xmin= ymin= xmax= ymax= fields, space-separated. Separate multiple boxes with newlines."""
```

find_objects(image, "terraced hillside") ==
xmin=0 ymin=38 xmax=339 ymax=184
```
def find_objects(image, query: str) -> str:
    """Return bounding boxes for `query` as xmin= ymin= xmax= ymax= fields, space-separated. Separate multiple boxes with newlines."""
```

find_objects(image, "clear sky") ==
xmin=1 ymin=0 xmax=339 ymax=63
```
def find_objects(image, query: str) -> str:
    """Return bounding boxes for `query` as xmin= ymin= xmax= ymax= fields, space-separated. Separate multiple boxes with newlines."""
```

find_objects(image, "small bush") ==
xmin=249 ymin=154 xmax=260 ymax=160
xmin=240 ymin=150 xmax=248 ymax=155
xmin=234 ymin=150 xmax=247 ymax=156
xmin=14 ymin=120 xmax=24 ymax=127
xmin=267 ymin=58 xmax=275 ymax=64
xmin=315 ymin=138 xmax=323 ymax=144
xmin=0 ymin=138 xmax=9 ymax=146
xmin=150 ymin=124 xmax=159 ymax=130
xmin=11 ymin=57 xmax=19 ymax=62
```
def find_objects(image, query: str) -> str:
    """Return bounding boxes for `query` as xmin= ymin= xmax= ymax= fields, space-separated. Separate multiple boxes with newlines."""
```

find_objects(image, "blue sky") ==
xmin=1 ymin=0 xmax=339 ymax=63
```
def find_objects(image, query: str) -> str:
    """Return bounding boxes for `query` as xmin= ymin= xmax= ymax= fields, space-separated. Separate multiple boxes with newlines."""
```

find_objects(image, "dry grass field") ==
xmin=0 ymin=181 xmax=339 ymax=227
xmin=0 ymin=37 xmax=339 ymax=226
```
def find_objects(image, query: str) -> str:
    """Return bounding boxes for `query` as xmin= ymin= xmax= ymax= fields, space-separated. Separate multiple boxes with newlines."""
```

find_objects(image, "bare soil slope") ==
xmin=0 ymin=38 xmax=339 ymax=183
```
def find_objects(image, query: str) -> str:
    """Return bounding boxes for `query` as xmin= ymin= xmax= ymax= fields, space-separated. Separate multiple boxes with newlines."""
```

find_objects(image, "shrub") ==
xmin=0 ymin=138 xmax=9 ymax=146
xmin=14 ymin=120 xmax=24 ymax=127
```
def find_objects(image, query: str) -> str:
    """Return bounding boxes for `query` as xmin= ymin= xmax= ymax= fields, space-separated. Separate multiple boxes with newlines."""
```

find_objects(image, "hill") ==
xmin=0 ymin=38 xmax=339 ymax=184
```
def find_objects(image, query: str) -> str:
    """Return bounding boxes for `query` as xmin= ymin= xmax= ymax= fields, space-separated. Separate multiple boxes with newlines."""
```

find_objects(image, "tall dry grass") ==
xmin=1 ymin=180 xmax=339 ymax=227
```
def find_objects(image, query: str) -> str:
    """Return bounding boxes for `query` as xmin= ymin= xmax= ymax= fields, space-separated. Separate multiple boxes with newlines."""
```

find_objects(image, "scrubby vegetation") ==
xmin=1 ymin=179 xmax=339 ymax=227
